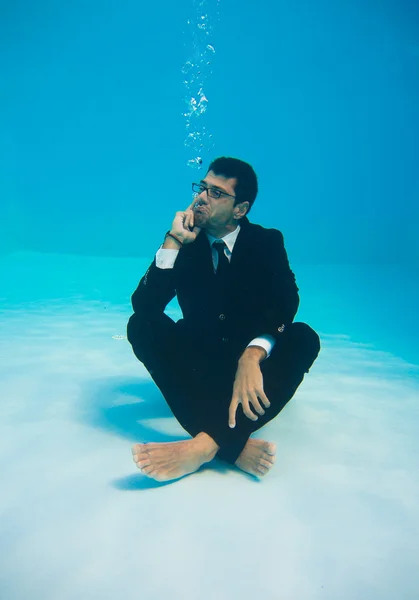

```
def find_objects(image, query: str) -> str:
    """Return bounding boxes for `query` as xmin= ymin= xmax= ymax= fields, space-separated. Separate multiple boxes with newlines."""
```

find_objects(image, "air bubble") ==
xmin=182 ymin=0 xmax=219 ymax=167
xmin=187 ymin=157 xmax=203 ymax=168
xmin=181 ymin=61 xmax=194 ymax=75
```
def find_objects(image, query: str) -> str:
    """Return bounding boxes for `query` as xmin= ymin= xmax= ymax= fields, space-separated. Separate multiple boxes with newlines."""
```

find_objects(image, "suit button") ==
xmin=222 ymin=337 xmax=229 ymax=343
xmin=219 ymin=314 xmax=226 ymax=320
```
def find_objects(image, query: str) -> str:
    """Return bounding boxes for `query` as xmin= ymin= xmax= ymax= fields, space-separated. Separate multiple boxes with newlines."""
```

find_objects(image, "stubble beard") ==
xmin=193 ymin=211 xmax=208 ymax=229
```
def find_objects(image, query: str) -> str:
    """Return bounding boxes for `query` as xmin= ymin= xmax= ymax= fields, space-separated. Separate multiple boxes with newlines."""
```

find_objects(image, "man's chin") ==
xmin=194 ymin=212 xmax=208 ymax=227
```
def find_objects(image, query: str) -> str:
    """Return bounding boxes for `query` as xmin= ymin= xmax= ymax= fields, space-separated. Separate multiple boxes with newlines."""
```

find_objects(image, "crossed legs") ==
xmin=127 ymin=312 xmax=320 ymax=481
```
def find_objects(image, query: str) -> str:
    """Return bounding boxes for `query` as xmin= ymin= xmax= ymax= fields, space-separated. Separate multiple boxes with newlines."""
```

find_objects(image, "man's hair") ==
xmin=207 ymin=157 xmax=258 ymax=215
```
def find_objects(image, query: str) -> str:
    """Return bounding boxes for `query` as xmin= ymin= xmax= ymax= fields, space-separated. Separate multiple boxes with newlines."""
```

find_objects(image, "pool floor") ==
xmin=0 ymin=253 xmax=418 ymax=600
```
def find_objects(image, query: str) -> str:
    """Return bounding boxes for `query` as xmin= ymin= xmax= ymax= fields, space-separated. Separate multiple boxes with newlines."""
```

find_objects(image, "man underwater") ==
xmin=127 ymin=157 xmax=320 ymax=481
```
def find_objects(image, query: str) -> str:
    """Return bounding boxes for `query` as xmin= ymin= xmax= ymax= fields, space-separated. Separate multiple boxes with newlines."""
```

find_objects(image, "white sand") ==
xmin=1 ymin=254 xmax=418 ymax=600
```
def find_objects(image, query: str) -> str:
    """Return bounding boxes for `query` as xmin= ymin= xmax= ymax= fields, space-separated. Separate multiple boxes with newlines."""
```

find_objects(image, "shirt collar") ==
xmin=206 ymin=224 xmax=241 ymax=254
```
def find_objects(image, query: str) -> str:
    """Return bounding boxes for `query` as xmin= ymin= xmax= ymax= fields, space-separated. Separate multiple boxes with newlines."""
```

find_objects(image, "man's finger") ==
xmin=259 ymin=391 xmax=271 ymax=409
xmin=228 ymin=398 xmax=238 ymax=428
xmin=242 ymin=399 xmax=258 ymax=421
xmin=186 ymin=199 xmax=198 ymax=211
xmin=250 ymin=394 xmax=265 ymax=416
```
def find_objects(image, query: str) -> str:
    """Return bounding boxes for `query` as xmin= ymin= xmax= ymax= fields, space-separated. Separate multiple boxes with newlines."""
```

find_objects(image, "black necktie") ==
xmin=213 ymin=241 xmax=230 ymax=279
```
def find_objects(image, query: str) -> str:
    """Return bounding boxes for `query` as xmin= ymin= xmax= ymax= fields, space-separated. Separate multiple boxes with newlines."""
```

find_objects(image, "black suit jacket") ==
xmin=131 ymin=216 xmax=299 ymax=361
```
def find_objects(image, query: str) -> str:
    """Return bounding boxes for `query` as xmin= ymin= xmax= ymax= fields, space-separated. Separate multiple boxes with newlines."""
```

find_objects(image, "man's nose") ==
xmin=198 ymin=189 xmax=209 ymax=202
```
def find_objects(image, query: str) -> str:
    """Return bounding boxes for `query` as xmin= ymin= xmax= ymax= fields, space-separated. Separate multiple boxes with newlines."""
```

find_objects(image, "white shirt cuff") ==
xmin=156 ymin=246 xmax=179 ymax=269
xmin=247 ymin=335 xmax=276 ymax=359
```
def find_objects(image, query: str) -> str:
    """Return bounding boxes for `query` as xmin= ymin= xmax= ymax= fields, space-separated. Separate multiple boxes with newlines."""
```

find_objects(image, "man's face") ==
xmin=193 ymin=170 xmax=239 ymax=233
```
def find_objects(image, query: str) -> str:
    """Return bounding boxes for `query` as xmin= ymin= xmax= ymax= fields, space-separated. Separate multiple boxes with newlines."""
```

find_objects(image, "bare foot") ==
xmin=235 ymin=438 xmax=276 ymax=477
xmin=132 ymin=433 xmax=218 ymax=482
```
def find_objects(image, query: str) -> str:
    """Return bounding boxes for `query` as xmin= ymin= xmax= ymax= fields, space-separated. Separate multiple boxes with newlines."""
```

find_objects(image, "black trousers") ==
xmin=127 ymin=311 xmax=321 ymax=464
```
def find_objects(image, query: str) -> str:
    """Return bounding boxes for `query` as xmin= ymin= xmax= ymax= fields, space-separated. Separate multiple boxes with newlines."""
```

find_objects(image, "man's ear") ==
xmin=234 ymin=202 xmax=249 ymax=218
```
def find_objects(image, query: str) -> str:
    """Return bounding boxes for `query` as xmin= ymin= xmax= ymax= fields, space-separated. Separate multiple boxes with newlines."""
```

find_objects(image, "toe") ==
xmin=134 ymin=452 xmax=149 ymax=461
xmin=263 ymin=453 xmax=276 ymax=464
xmin=141 ymin=465 xmax=155 ymax=475
xmin=256 ymin=464 xmax=269 ymax=475
xmin=132 ymin=443 xmax=146 ymax=455
xmin=266 ymin=443 xmax=276 ymax=456
xmin=133 ymin=452 xmax=149 ymax=463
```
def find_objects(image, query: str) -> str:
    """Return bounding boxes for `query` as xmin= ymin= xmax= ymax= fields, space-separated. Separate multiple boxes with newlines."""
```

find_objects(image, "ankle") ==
xmin=194 ymin=432 xmax=219 ymax=460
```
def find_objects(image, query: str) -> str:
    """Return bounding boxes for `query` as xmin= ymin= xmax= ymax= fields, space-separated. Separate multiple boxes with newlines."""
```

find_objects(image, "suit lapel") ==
xmin=189 ymin=216 xmax=254 ymax=275
xmin=229 ymin=216 xmax=252 ymax=270
xmin=193 ymin=228 xmax=214 ymax=276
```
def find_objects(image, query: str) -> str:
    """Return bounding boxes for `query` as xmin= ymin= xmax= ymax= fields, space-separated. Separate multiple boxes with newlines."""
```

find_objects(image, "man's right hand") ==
xmin=169 ymin=200 xmax=202 ymax=245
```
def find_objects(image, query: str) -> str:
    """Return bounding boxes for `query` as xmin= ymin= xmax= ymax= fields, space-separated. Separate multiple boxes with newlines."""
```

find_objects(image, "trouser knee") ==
xmin=126 ymin=312 xmax=152 ymax=364
xmin=288 ymin=322 xmax=321 ymax=372
xmin=126 ymin=313 xmax=142 ymax=346
xmin=127 ymin=311 xmax=178 ymax=367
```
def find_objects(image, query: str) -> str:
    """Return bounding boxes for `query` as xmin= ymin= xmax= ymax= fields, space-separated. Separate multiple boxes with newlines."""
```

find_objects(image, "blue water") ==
xmin=1 ymin=1 xmax=418 ymax=599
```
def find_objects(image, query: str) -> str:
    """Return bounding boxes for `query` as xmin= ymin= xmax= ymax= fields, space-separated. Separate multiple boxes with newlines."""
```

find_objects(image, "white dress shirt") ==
xmin=155 ymin=224 xmax=276 ymax=359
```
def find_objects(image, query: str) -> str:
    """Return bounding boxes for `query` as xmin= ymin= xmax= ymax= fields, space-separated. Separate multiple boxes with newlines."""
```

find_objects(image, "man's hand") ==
xmin=228 ymin=352 xmax=271 ymax=428
xmin=169 ymin=200 xmax=202 ymax=245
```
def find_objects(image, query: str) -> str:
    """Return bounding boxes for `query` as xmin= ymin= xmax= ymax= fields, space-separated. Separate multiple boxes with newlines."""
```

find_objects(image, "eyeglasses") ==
xmin=192 ymin=182 xmax=236 ymax=200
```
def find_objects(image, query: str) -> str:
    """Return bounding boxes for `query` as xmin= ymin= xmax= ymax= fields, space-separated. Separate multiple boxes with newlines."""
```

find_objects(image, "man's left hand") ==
xmin=228 ymin=353 xmax=271 ymax=428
